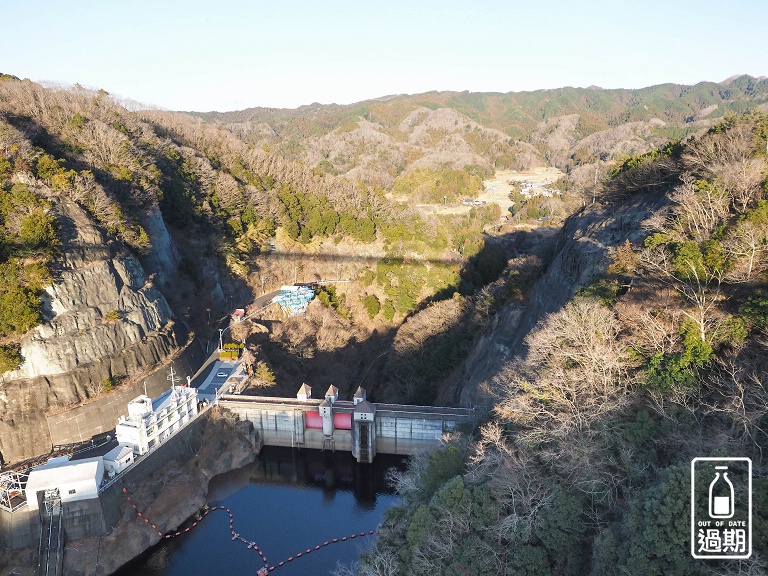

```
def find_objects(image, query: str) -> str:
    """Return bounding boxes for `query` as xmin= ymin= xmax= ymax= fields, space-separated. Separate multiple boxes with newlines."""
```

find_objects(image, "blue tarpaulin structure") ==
xmin=272 ymin=285 xmax=315 ymax=315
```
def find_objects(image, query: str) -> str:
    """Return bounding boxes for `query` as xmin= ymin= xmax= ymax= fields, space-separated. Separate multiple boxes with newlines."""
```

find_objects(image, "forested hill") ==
xmin=358 ymin=112 xmax=768 ymax=575
xmin=0 ymin=76 xmax=427 ymax=460
xmin=0 ymin=76 xmax=403 ymax=268
xmin=193 ymin=76 xmax=768 ymax=188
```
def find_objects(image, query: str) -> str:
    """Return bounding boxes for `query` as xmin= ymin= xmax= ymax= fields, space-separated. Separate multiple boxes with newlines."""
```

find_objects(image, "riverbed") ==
xmin=117 ymin=447 xmax=407 ymax=576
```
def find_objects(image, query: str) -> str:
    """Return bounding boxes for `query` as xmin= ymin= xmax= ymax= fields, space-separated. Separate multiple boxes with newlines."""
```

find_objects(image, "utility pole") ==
xmin=593 ymin=163 xmax=599 ymax=205
xmin=218 ymin=328 xmax=224 ymax=352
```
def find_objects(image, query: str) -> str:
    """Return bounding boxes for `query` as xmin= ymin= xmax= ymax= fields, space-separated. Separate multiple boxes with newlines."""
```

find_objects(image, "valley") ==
xmin=0 ymin=72 xmax=767 ymax=576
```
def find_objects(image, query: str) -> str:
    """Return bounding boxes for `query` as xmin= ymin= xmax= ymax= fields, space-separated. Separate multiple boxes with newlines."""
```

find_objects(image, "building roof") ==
xmin=297 ymin=383 xmax=312 ymax=396
xmin=325 ymin=385 xmax=339 ymax=397
xmin=353 ymin=386 xmax=366 ymax=399
xmin=151 ymin=386 xmax=196 ymax=413
xmin=103 ymin=445 xmax=133 ymax=462
xmin=354 ymin=400 xmax=376 ymax=414
xmin=26 ymin=457 xmax=103 ymax=493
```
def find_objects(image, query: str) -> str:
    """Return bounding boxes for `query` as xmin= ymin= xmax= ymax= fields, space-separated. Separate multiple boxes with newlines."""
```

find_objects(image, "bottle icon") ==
xmin=709 ymin=465 xmax=734 ymax=518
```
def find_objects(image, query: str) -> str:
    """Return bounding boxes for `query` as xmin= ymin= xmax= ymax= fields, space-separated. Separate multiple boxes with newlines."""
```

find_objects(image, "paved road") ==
xmin=191 ymin=289 xmax=281 ymax=388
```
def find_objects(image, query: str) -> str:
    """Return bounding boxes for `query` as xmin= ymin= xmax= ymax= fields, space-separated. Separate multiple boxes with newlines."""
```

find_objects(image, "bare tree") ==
xmin=703 ymin=344 xmax=768 ymax=457
xmin=683 ymin=121 xmax=768 ymax=212
xmin=638 ymin=246 xmax=725 ymax=343
xmin=496 ymin=298 xmax=630 ymax=443
xmin=668 ymin=177 xmax=730 ymax=242
xmin=80 ymin=119 xmax=132 ymax=169
xmin=724 ymin=218 xmax=768 ymax=281
xmin=359 ymin=546 xmax=400 ymax=576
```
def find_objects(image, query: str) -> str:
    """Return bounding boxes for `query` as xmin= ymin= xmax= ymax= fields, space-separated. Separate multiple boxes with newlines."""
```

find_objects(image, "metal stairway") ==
xmin=37 ymin=489 xmax=64 ymax=576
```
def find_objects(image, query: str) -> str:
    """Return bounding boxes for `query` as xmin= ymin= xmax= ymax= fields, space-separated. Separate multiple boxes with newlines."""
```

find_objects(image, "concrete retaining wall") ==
xmin=0 ymin=506 xmax=39 ymax=550
xmin=46 ymin=333 xmax=206 ymax=447
xmin=0 ymin=413 xmax=209 ymax=551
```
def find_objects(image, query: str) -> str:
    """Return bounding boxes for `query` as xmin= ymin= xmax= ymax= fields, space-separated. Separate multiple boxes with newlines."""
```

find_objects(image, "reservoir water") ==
xmin=118 ymin=447 xmax=407 ymax=576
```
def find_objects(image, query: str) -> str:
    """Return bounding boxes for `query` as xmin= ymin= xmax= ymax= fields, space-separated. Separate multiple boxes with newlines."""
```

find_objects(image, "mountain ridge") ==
xmin=191 ymin=75 xmax=768 ymax=190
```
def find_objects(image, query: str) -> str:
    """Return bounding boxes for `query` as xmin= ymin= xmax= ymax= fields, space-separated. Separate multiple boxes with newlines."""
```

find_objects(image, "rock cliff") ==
xmin=450 ymin=191 xmax=670 ymax=407
xmin=0 ymin=200 xmax=184 ymax=462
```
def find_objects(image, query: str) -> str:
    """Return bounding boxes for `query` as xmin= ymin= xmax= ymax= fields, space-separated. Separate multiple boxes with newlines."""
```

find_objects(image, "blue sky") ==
xmin=1 ymin=0 xmax=766 ymax=111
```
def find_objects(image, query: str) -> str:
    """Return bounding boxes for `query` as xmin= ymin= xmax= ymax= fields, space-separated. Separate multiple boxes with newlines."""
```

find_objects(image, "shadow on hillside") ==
xmin=235 ymin=227 xmax=558 ymax=407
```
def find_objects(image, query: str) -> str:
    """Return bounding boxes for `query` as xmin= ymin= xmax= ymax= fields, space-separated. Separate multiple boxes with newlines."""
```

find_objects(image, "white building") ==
xmin=103 ymin=445 xmax=135 ymax=477
xmin=25 ymin=457 xmax=104 ymax=511
xmin=116 ymin=386 xmax=198 ymax=456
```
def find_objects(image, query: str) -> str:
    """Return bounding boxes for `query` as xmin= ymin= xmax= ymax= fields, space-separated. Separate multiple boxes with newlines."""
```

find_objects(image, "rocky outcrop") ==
xmin=15 ymin=257 xmax=172 ymax=379
xmin=452 ymin=191 xmax=670 ymax=407
xmin=140 ymin=204 xmax=180 ymax=286
xmin=0 ymin=201 xmax=185 ymax=462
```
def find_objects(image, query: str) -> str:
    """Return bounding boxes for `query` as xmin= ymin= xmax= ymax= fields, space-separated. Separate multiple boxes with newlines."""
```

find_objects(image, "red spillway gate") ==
xmin=304 ymin=411 xmax=351 ymax=430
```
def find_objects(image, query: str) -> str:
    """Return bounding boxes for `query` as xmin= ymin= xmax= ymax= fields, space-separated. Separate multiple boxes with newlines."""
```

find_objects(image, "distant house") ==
xmin=231 ymin=308 xmax=245 ymax=322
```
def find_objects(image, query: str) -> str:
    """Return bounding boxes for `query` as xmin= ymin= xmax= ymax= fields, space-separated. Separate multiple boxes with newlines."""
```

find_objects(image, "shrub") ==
xmin=422 ymin=445 xmax=466 ymax=500
xmin=315 ymin=285 xmax=350 ymax=318
xmin=101 ymin=377 xmax=114 ymax=393
xmin=103 ymin=309 xmax=122 ymax=322
xmin=0 ymin=287 xmax=40 ymax=336
xmin=741 ymin=292 xmax=768 ymax=329
xmin=645 ymin=320 xmax=712 ymax=391
xmin=383 ymin=298 xmax=395 ymax=322
xmin=253 ymin=362 xmax=276 ymax=388
xmin=362 ymin=294 xmax=380 ymax=319
xmin=0 ymin=344 xmax=22 ymax=373
xmin=19 ymin=210 xmax=58 ymax=249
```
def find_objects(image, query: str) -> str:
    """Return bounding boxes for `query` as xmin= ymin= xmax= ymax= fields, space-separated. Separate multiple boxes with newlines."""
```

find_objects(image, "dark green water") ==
xmin=118 ymin=447 xmax=406 ymax=576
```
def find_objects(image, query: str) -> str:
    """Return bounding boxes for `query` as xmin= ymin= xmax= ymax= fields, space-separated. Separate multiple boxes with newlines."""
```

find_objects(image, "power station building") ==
xmin=116 ymin=386 xmax=198 ymax=456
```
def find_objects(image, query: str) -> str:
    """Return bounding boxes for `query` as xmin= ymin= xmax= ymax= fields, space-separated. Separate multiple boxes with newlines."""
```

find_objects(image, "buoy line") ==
xmin=267 ymin=530 xmax=377 ymax=572
xmin=122 ymin=487 xmax=269 ymax=567
xmin=122 ymin=487 xmax=377 ymax=572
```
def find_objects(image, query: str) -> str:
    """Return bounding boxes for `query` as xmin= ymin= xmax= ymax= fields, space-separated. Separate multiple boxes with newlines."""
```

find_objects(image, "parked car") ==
xmin=216 ymin=372 xmax=227 ymax=377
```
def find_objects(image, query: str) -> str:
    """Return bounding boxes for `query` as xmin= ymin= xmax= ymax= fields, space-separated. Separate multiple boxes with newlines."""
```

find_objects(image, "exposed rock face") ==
xmin=453 ymin=191 xmax=670 ymax=407
xmin=17 ymin=256 xmax=172 ymax=379
xmin=0 ymin=201 xmax=184 ymax=462
xmin=140 ymin=204 xmax=180 ymax=286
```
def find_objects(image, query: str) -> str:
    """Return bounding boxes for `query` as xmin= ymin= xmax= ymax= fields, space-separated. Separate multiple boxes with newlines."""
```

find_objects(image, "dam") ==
xmin=219 ymin=385 xmax=475 ymax=463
